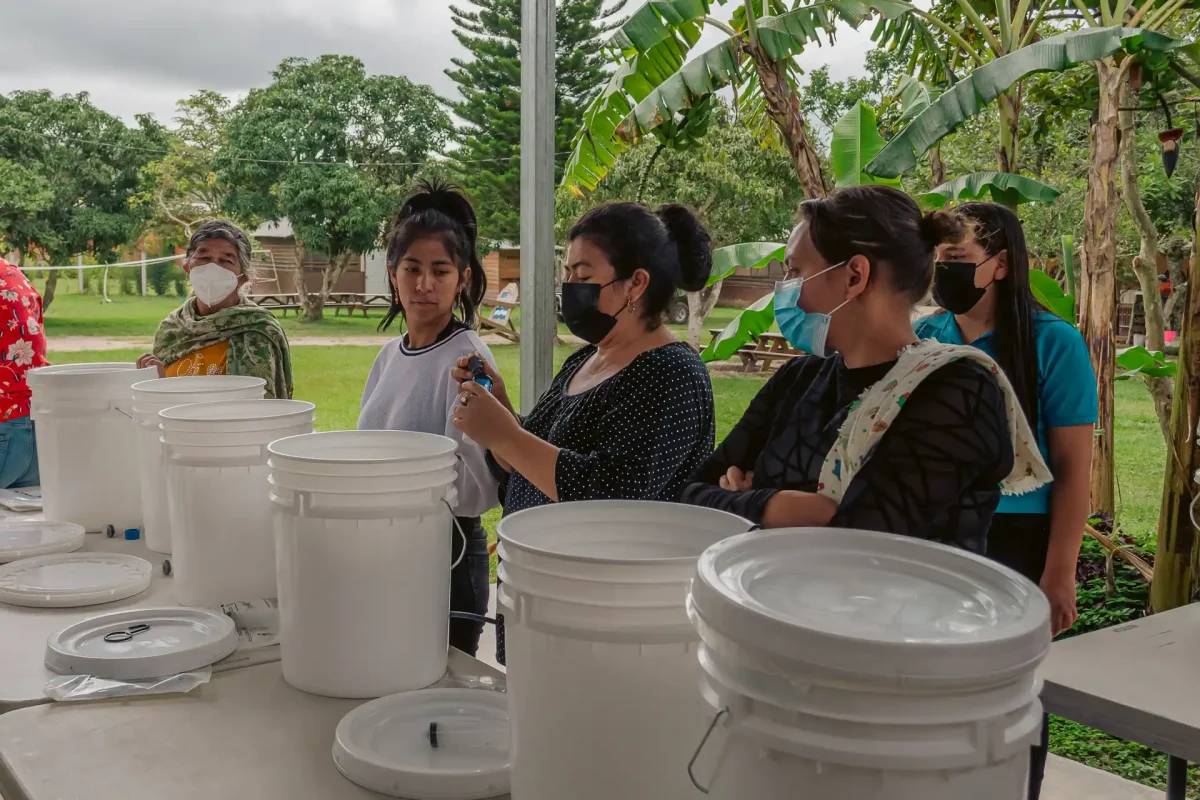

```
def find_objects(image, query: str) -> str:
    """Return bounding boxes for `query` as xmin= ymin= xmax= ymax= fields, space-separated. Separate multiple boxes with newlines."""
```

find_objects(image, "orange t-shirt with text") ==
xmin=164 ymin=341 xmax=229 ymax=377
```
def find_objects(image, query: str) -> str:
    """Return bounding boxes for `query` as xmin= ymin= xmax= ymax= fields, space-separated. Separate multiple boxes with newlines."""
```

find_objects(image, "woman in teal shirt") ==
xmin=914 ymin=202 xmax=1096 ymax=800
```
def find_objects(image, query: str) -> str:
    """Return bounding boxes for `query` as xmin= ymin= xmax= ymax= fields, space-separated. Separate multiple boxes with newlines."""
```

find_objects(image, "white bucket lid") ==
xmin=269 ymin=430 xmax=458 ymax=478
xmin=45 ymin=607 xmax=238 ymax=680
xmin=132 ymin=375 xmax=267 ymax=397
xmin=28 ymin=363 xmax=156 ymax=403
xmin=497 ymin=500 xmax=753 ymax=567
xmin=0 ymin=552 xmax=153 ymax=608
xmin=159 ymin=399 xmax=316 ymax=429
xmin=0 ymin=520 xmax=86 ymax=563
xmin=691 ymin=528 xmax=1051 ymax=686
xmin=333 ymin=688 xmax=510 ymax=800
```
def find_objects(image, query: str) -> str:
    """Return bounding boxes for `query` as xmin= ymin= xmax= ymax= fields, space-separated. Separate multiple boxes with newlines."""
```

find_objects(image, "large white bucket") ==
xmin=495 ymin=501 xmax=753 ymax=800
xmin=132 ymin=376 xmax=267 ymax=554
xmin=160 ymin=399 xmax=314 ymax=607
xmin=28 ymin=363 xmax=157 ymax=532
xmin=687 ymin=528 xmax=1051 ymax=800
xmin=269 ymin=430 xmax=460 ymax=699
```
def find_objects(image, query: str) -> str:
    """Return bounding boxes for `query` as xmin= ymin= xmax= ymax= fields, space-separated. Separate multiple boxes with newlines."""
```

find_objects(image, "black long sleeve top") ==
xmin=680 ymin=354 xmax=1014 ymax=554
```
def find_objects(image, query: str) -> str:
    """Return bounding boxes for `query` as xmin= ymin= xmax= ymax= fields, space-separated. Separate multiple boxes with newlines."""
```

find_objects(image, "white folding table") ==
xmin=0 ymin=652 xmax=508 ymax=800
xmin=0 ymin=531 xmax=277 ymax=714
xmin=1041 ymin=602 xmax=1200 ymax=800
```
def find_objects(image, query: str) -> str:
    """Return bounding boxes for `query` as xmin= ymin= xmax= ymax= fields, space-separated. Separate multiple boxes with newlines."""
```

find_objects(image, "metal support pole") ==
xmin=77 ymin=255 xmax=84 ymax=293
xmin=141 ymin=251 xmax=148 ymax=296
xmin=519 ymin=0 xmax=556 ymax=413
xmin=1166 ymin=755 xmax=1188 ymax=800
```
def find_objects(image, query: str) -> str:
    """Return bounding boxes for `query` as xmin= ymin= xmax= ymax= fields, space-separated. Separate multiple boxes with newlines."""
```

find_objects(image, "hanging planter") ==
xmin=1159 ymin=128 xmax=1184 ymax=177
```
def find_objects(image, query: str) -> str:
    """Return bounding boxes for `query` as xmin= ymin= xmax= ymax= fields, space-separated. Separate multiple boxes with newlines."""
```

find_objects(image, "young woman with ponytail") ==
xmin=914 ymin=202 xmax=1096 ymax=800
xmin=357 ymin=179 xmax=497 ymax=658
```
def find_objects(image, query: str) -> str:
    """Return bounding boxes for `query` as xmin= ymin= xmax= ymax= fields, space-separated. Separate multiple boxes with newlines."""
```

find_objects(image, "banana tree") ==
xmin=562 ymin=0 xmax=916 ymax=200
xmin=866 ymin=25 xmax=1197 ymax=516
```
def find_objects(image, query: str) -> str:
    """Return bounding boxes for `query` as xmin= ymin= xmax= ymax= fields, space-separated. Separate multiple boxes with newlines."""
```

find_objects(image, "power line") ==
xmin=0 ymin=124 xmax=574 ymax=168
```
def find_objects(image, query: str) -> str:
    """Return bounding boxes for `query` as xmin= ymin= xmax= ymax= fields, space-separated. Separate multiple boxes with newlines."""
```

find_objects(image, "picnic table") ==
xmin=0 ymin=652 xmax=507 ymax=800
xmin=1040 ymin=602 xmax=1200 ymax=800
xmin=708 ymin=328 xmax=803 ymax=373
xmin=248 ymin=293 xmax=392 ymax=318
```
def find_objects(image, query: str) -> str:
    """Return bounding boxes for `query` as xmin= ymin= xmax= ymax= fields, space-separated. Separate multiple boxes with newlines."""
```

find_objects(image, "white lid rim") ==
xmin=690 ymin=529 xmax=1051 ymax=681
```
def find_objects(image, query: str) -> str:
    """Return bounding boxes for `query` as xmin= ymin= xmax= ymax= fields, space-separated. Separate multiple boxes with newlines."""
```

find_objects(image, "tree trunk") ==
xmin=1120 ymin=75 xmax=1172 ymax=440
xmin=929 ymin=144 xmax=946 ymax=188
xmin=302 ymin=251 xmax=356 ymax=323
xmin=1151 ymin=177 xmax=1200 ymax=612
xmin=746 ymin=45 xmax=827 ymax=199
xmin=687 ymin=280 xmax=723 ymax=349
xmin=1079 ymin=59 xmax=1122 ymax=517
xmin=996 ymin=89 xmax=1022 ymax=173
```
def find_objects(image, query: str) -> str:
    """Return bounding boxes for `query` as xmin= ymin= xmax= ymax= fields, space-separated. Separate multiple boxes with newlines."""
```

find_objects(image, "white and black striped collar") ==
xmin=400 ymin=319 xmax=471 ymax=356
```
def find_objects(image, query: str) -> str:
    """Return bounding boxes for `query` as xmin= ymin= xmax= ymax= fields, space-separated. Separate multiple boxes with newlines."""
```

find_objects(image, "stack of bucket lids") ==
xmin=0 ymin=552 xmax=152 ymax=608
xmin=690 ymin=528 xmax=1052 ymax=684
xmin=333 ymin=688 xmax=511 ymax=799
xmin=45 ymin=607 xmax=238 ymax=679
xmin=0 ymin=520 xmax=85 ymax=563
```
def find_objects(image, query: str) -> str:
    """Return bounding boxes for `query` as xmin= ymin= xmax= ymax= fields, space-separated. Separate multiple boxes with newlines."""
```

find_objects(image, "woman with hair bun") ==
xmin=683 ymin=185 xmax=1051 ymax=554
xmin=451 ymin=201 xmax=717 ymax=663
xmin=358 ymin=179 xmax=497 ymax=657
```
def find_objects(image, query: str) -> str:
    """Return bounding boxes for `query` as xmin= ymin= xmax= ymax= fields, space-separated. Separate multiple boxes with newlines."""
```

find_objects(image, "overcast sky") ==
xmin=0 ymin=0 xmax=876 ymax=126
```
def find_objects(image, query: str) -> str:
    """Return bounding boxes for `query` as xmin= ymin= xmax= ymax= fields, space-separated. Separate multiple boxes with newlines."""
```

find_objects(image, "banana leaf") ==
xmin=709 ymin=242 xmax=785 ymax=286
xmin=920 ymin=171 xmax=1061 ymax=209
xmin=564 ymin=0 xmax=916 ymax=190
xmin=866 ymin=27 xmax=1188 ymax=178
xmin=701 ymin=291 xmax=777 ymax=363
xmin=831 ymin=102 xmax=902 ymax=188
xmin=1115 ymin=345 xmax=1177 ymax=379
xmin=1029 ymin=268 xmax=1075 ymax=324
xmin=611 ymin=0 xmax=717 ymax=54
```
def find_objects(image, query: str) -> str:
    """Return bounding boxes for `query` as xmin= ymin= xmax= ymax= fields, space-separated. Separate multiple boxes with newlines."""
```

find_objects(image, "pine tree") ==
xmin=446 ymin=0 xmax=623 ymax=246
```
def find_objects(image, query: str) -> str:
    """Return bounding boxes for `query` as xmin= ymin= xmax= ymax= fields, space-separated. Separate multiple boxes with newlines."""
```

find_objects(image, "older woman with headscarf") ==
xmin=137 ymin=220 xmax=293 ymax=398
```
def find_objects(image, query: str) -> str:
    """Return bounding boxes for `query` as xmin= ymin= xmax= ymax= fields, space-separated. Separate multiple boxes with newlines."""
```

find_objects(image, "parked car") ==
xmin=556 ymin=290 xmax=689 ymax=325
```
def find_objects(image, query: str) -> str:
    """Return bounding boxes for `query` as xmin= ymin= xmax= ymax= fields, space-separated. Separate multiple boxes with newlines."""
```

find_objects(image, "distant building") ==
xmin=248 ymin=220 xmax=386 ymax=296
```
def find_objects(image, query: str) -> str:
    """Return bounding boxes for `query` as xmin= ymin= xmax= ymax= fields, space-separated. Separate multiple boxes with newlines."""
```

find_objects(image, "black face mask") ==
xmin=560 ymin=280 xmax=627 ymax=345
xmin=932 ymin=259 xmax=992 ymax=315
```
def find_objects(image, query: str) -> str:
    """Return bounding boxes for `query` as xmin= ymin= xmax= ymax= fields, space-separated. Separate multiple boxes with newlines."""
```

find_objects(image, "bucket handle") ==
xmin=687 ymin=707 xmax=730 ymax=795
xmin=447 ymin=501 xmax=467 ymax=571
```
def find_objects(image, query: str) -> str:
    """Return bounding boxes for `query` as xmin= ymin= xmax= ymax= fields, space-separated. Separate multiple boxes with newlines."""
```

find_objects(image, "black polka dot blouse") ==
xmin=491 ymin=341 xmax=716 ymax=514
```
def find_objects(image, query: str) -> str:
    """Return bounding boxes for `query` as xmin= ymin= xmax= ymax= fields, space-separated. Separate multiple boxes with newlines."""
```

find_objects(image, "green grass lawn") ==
xmin=43 ymin=292 xmax=749 ymax=341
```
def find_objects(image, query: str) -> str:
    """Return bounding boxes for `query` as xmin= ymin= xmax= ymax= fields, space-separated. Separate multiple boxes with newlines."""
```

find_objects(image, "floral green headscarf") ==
xmin=153 ymin=297 xmax=293 ymax=399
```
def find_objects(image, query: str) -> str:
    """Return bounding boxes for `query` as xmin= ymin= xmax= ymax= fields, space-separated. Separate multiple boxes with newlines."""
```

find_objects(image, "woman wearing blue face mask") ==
xmin=682 ymin=186 xmax=1051 ymax=554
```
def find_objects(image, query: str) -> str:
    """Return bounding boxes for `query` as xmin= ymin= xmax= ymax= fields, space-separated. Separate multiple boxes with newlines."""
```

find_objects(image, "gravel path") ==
xmin=46 ymin=333 xmax=540 ymax=352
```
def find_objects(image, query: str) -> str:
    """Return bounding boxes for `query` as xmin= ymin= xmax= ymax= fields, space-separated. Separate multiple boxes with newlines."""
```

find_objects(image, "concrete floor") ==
xmin=478 ymin=595 xmax=1161 ymax=799
xmin=1043 ymin=755 xmax=1162 ymax=798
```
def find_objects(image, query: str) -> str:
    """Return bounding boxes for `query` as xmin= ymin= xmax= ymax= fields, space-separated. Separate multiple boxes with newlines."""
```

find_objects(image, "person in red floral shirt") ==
xmin=0 ymin=257 xmax=48 ymax=488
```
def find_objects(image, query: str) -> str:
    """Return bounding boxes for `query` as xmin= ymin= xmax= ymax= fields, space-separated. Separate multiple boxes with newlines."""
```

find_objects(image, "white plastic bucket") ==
xmin=132 ymin=376 xmax=267 ymax=554
xmin=687 ymin=528 xmax=1052 ymax=800
xmin=28 ymin=363 xmax=157 ymax=532
xmin=269 ymin=430 xmax=460 ymax=699
xmin=160 ymin=399 xmax=314 ymax=607
xmin=495 ymin=501 xmax=753 ymax=800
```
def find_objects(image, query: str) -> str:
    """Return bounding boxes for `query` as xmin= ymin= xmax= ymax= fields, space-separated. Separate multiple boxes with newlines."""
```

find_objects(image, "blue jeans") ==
xmin=0 ymin=417 xmax=39 ymax=489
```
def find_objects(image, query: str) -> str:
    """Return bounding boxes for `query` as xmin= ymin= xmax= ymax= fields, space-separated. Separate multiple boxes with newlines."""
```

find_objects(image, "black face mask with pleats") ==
xmin=560 ymin=280 xmax=624 ymax=344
